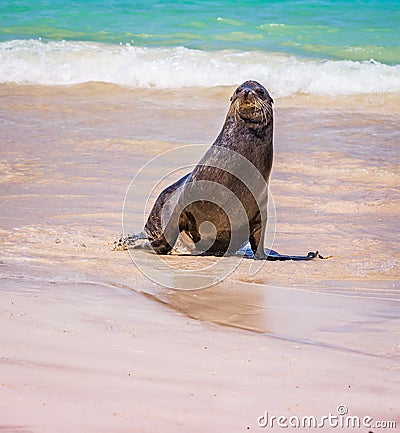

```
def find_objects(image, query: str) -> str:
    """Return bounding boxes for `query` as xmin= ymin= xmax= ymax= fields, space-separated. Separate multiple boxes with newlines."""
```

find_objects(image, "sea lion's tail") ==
xmin=113 ymin=232 xmax=148 ymax=251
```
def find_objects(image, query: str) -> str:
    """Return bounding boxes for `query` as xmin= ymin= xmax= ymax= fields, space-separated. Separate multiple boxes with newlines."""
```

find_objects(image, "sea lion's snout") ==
xmin=241 ymin=87 xmax=256 ymax=105
xmin=242 ymin=87 xmax=252 ymax=97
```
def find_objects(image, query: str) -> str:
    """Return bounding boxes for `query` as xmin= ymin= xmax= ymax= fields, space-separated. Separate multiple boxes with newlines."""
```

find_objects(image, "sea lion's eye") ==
xmin=256 ymin=89 xmax=265 ymax=96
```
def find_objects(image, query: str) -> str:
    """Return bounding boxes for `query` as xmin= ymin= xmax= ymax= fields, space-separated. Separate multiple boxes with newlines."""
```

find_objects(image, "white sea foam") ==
xmin=1 ymin=39 xmax=399 ymax=96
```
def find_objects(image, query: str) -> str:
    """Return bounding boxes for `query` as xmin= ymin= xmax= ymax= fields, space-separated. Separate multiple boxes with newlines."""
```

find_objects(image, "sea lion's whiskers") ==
xmin=259 ymin=100 xmax=269 ymax=123
xmin=264 ymin=103 xmax=273 ymax=120
xmin=230 ymin=98 xmax=240 ymax=122
xmin=255 ymin=97 xmax=272 ymax=123
xmin=260 ymin=99 xmax=272 ymax=116
xmin=254 ymin=98 xmax=263 ymax=121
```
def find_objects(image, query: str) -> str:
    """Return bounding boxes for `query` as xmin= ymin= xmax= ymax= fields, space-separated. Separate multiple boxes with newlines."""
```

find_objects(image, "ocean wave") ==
xmin=1 ymin=39 xmax=399 ymax=96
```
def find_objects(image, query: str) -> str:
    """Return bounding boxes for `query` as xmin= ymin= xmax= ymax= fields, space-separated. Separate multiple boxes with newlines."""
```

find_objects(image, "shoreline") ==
xmin=2 ymin=82 xmax=400 ymax=115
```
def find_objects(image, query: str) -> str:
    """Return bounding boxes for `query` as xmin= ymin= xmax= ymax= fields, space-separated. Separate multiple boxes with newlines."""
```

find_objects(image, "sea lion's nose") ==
xmin=243 ymin=88 xmax=252 ymax=98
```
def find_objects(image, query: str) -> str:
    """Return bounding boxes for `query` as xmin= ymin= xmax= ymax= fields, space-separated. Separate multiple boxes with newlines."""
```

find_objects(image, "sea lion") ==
xmin=118 ymin=80 xmax=319 ymax=260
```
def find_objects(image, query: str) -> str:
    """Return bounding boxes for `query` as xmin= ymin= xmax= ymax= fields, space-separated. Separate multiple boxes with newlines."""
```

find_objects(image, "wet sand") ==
xmin=1 ymin=83 xmax=399 ymax=432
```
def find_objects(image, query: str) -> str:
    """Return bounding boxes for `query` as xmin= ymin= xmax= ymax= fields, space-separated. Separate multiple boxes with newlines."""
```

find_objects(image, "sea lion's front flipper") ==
xmin=114 ymin=232 xmax=148 ymax=250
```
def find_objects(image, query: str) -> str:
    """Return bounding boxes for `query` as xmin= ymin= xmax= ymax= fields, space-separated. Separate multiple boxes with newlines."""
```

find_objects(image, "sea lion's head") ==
xmin=229 ymin=80 xmax=273 ymax=124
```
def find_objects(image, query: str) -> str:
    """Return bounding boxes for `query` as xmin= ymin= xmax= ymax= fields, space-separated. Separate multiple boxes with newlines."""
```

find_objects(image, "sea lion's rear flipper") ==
xmin=242 ymin=246 xmax=326 ymax=260
xmin=264 ymin=249 xmax=326 ymax=261
xmin=144 ymin=173 xmax=190 ymax=255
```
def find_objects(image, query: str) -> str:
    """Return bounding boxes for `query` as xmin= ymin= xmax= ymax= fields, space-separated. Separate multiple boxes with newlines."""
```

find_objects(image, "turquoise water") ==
xmin=1 ymin=0 xmax=399 ymax=63
xmin=1 ymin=0 xmax=399 ymax=93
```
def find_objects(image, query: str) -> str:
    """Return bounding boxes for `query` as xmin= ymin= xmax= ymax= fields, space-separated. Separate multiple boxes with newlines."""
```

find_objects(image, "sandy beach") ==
xmin=1 ymin=83 xmax=399 ymax=432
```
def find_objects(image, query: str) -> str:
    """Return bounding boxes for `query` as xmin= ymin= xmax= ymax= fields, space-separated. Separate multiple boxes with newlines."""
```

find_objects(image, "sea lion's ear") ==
xmin=270 ymin=97 xmax=274 ymax=104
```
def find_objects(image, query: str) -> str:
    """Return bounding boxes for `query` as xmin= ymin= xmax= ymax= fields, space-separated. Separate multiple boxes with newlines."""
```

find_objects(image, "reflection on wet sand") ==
xmin=158 ymin=276 xmax=400 ymax=358
xmin=161 ymin=279 xmax=269 ymax=333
